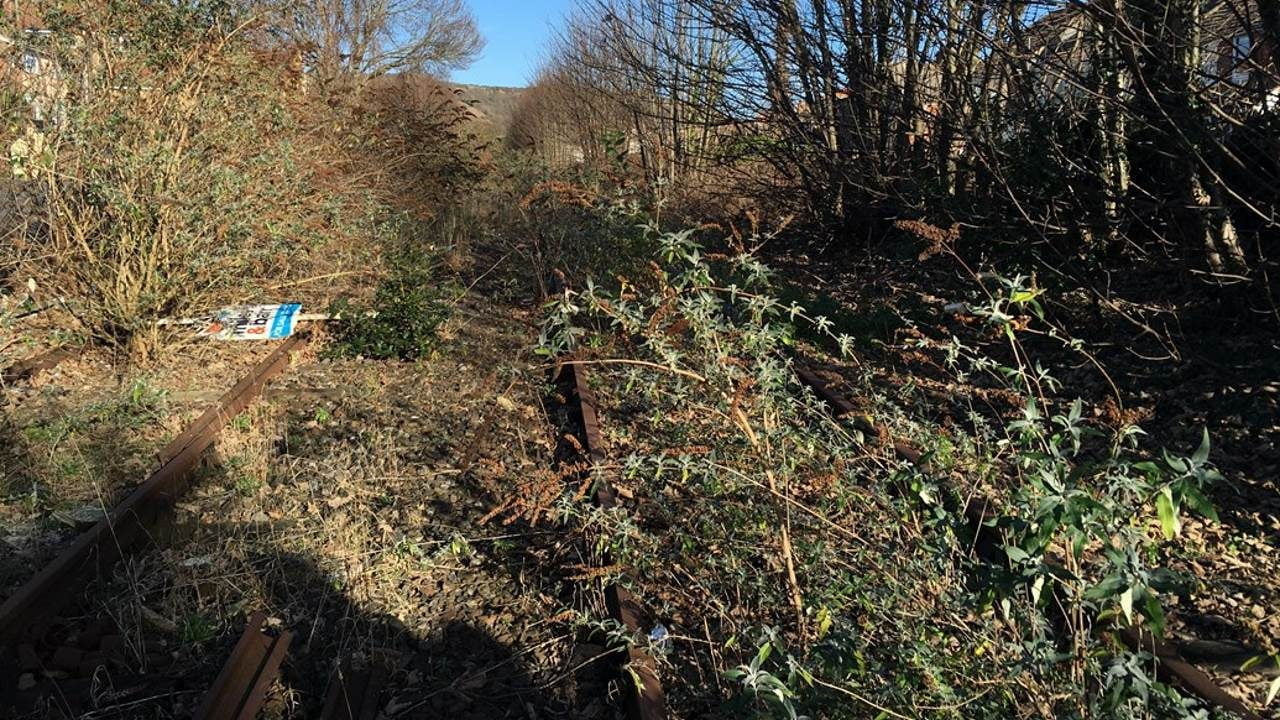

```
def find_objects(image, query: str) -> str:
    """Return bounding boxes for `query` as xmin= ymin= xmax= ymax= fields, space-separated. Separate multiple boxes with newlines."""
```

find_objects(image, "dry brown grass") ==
xmin=0 ymin=3 xmax=486 ymax=365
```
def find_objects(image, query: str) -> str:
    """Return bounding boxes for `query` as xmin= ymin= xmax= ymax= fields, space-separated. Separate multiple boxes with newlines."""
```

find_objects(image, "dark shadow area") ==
xmin=0 ymin=531 xmax=567 ymax=719
xmin=254 ymin=549 xmax=561 ymax=719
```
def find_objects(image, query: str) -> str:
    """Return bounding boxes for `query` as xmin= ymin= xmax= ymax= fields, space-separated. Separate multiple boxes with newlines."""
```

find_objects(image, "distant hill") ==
xmin=448 ymin=84 xmax=527 ymax=139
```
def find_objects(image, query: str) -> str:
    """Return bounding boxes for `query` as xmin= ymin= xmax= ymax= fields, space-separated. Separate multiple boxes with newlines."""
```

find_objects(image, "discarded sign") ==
xmin=197 ymin=304 xmax=301 ymax=341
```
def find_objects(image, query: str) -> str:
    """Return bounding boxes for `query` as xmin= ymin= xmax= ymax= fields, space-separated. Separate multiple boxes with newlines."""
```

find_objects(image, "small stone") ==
xmin=1252 ymin=605 xmax=1267 ymax=620
xmin=17 ymin=673 xmax=35 ymax=691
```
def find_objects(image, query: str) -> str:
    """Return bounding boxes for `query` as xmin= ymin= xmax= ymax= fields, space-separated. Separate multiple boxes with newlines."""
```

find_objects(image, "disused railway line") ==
xmin=0 ymin=332 xmax=410 ymax=719
xmin=0 ymin=315 xmax=663 ymax=719
xmin=556 ymin=358 xmax=667 ymax=720
xmin=0 ymin=346 xmax=76 ymax=386
xmin=1 ymin=308 xmax=1263 ymax=719
xmin=0 ymin=336 xmax=309 ymax=716
xmin=543 ymin=313 xmax=1268 ymax=719
xmin=0 ymin=335 xmax=308 ymax=648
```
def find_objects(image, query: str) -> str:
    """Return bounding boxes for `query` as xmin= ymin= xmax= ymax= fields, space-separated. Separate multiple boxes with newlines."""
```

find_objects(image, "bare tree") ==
xmin=267 ymin=0 xmax=484 ymax=81
xmin=516 ymin=0 xmax=1277 ymax=298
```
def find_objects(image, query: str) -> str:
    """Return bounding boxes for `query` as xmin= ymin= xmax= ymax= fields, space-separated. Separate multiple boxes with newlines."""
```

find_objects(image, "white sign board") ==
xmin=196 ymin=304 xmax=302 ymax=341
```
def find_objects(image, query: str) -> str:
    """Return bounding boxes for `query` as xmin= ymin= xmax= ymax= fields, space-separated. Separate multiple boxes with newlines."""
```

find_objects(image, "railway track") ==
xmin=0 ymin=334 xmax=421 ymax=719
xmin=0 ymin=312 xmax=635 ymax=719
xmin=542 ymin=301 xmax=1268 ymax=719
xmin=1 ymin=302 xmax=1260 ymax=719
xmin=556 ymin=359 xmax=667 ymax=720
xmin=0 ymin=336 xmax=308 ymax=716
xmin=1 ymin=346 xmax=76 ymax=386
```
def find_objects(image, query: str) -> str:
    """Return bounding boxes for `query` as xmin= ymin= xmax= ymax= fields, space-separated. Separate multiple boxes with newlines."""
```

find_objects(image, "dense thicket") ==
xmin=513 ymin=0 xmax=1278 ymax=312
xmin=0 ymin=0 xmax=483 ymax=359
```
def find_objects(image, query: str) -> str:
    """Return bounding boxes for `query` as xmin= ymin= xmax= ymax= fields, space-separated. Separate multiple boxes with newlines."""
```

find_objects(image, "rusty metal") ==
xmin=193 ymin=611 xmax=292 ymax=720
xmin=320 ymin=660 xmax=386 ymax=720
xmin=158 ymin=335 xmax=307 ymax=465
xmin=1119 ymin=627 xmax=1262 ymax=720
xmin=1 ymin=347 xmax=75 ymax=385
xmin=565 ymin=360 xmax=667 ymax=720
xmin=793 ymin=361 xmax=922 ymax=464
xmin=0 ymin=334 xmax=308 ymax=648
xmin=795 ymin=354 xmax=1265 ymax=720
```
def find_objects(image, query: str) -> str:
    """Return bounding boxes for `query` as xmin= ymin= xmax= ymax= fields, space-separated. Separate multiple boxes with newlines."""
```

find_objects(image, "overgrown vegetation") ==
xmin=326 ymin=218 xmax=455 ymax=361
xmin=0 ymin=0 xmax=481 ymax=361
xmin=0 ymin=0 xmax=1274 ymax=718
xmin=514 ymin=0 xmax=1279 ymax=314
xmin=536 ymin=226 xmax=1247 ymax=718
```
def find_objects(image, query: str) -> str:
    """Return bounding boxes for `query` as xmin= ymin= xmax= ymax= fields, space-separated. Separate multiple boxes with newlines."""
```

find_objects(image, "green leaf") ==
xmin=1182 ymin=484 xmax=1219 ymax=522
xmin=1085 ymin=575 xmax=1127 ymax=600
xmin=1119 ymin=586 xmax=1134 ymax=623
xmin=1031 ymin=574 xmax=1046 ymax=604
xmin=1193 ymin=428 xmax=1211 ymax=466
xmin=1004 ymin=545 xmax=1030 ymax=564
xmin=1164 ymin=453 xmax=1188 ymax=474
xmin=815 ymin=606 xmax=833 ymax=639
xmin=754 ymin=642 xmax=773 ymax=669
xmin=1156 ymin=488 xmax=1180 ymax=540
xmin=1132 ymin=461 xmax=1161 ymax=477
xmin=1143 ymin=592 xmax=1166 ymax=637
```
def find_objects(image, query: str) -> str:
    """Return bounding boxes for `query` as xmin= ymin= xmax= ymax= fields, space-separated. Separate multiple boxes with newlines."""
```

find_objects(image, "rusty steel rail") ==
xmin=193 ymin=611 xmax=293 ymax=720
xmin=320 ymin=659 xmax=387 ymax=720
xmin=0 ymin=334 xmax=308 ymax=648
xmin=564 ymin=360 xmax=667 ymax=720
xmin=793 ymin=362 xmax=923 ymax=465
xmin=1 ymin=346 xmax=75 ymax=386
xmin=156 ymin=337 xmax=305 ymax=465
xmin=1119 ymin=627 xmax=1262 ymax=720
xmin=794 ymin=355 xmax=1265 ymax=720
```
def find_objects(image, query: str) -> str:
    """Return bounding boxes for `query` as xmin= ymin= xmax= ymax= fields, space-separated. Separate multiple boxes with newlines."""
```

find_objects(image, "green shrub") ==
xmin=326 ymin=227 xmax=452 ymax=361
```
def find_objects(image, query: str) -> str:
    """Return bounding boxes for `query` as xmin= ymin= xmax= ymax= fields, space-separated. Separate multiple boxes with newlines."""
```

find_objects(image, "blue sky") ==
xmin=451 ymin=0 xmax=575 ymax=88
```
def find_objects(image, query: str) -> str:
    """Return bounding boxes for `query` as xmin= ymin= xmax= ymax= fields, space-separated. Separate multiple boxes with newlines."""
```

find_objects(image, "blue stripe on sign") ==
xmin=269 ymin=304 xmax=302 ymax=339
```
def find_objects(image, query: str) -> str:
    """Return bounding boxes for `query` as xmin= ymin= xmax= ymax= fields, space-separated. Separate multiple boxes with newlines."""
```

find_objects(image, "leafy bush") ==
xmin=326 ymin=221 xmax=453 ymax=361
xmin=488 ymin=154 xmax=659 ymax=297
xmin=0 ymin=2 xmax=312 ymax=358
xmin=0 ymin=1 xmax=485 ymax=361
